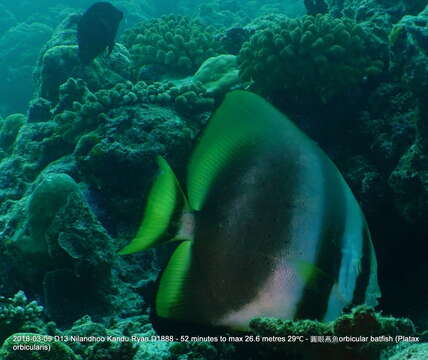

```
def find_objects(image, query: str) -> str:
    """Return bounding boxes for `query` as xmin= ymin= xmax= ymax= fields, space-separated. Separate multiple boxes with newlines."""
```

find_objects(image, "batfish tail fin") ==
xmin=119 ymin=156 xmax=193 ymax=255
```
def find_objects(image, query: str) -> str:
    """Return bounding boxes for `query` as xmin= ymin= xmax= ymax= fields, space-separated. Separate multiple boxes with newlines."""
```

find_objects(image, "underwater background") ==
xmin=0 ymin=0 xmax=427 ymax=359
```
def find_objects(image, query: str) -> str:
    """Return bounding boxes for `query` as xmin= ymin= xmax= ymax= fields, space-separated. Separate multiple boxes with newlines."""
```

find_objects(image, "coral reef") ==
xmin=304 ymin=0 xmax=329 ymax=15
xmin=45 ymin=77 xmax=213 ymax=152
xmin=0 ymin=291 xmax=45 ymax=343
xmin=193 ymin=55 xmax=240 ymax=96
xmin=217 ymin=27 xmax=250 ymax=55
xmin=381 ymin=343 xmax=428 ymax=360
xmin=248 ymin=306 xmax=417 ymax=359
xmin=343 ymin=155 xmax=386 ymax=216
xmin=40 ymin=77 xmax=212 ymax=197
xmin=33 ymin=13 xmax=132 ymax=104
xmin=14 ymin=173 xmax=81 ymax=258
xmin=0 ymin=301 xmax=425 ymax=360
xmin=129 ymin=80 xmax=215 ymax=116
xmin=238 ymin=14 xmax=384 ymax=103
xmin=389 ymin=5 xmax=428 ymax=95
xmin=0 ymin=114 xmax=26 ymax=153
xmin=340 ymin=82 xmax=418 ymax=217
xmin=0 ymin=311 xmax=166 ymax=360
xmin=388 ymin=142 xmax=428 ymax=224
xmin=385 ymin=6 xmax=428 ymax=225
xmin=328 ymin=0 xmax=427 ymax=22
xmin=122 ymin=15 xmax=224 ymax=79
xmin=334 ymin=75 xmax=426 ymax=330
xmin=358 ymin=83 xmax=418 ymax=173
xmin=1 ymin=2 xmax=428 ymax=360
xmin=0 ymin=67 xmax=213 ymax=325
xmin=4 ymin=171 xmax=117 ymax=323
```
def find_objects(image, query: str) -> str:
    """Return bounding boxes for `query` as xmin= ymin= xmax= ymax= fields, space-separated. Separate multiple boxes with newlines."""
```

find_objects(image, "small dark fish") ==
xmin=219 ymin=27 xmax=250 ymax=55
xmin=77 ymin=2 xmax=123 ymax=64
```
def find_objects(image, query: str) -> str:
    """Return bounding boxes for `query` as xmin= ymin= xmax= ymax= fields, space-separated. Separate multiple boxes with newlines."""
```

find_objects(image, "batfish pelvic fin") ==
xmin=118 ymin=156 xmax=193 ymax=255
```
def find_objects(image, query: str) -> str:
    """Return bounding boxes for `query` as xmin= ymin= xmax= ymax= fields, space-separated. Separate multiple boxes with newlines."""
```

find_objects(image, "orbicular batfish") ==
xmin=120 ymin=90 xmax=380 ymax=331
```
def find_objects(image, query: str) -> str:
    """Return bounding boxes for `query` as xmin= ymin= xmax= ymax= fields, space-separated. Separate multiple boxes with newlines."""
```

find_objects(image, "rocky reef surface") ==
xmin=1 ymin=0 xmax=428 ymax=359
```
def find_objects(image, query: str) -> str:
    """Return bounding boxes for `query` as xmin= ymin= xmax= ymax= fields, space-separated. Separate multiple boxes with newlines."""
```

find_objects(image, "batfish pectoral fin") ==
xmin=156 ymin=240 xmax=193 ymax=320
xmin=119 ymin=156 xmax=190 ymax=255
xmin=295 ymin=260 xmax=325 ymax=281
xmin=295 ymin=260 xmax=335 ymax=291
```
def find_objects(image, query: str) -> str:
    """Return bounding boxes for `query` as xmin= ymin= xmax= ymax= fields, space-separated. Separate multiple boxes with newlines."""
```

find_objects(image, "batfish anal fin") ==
xmin=119 ymin=156 xmax=190 ymax=255
xmin=156 ymin=240 xmax=193 ymax=320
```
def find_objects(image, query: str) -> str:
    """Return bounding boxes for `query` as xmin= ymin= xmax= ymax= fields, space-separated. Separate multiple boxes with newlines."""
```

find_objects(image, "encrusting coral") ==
xmin=389 ymin=5 xmax=428 ymax=95
xmin=193 ymin=54 xmax=240 ymax=96
xmin=122 ymin=15 xmax=224 ymax=78
xmin=238 ymin=14 xmax=384 ymax=102
xmin=49 ymin=77 xmax=214 ymax=150
xmin=0 ymin=113 xmax=25 ymax=152
xmin=248 ymin=306 xmax=418 ymax=359
xmin=0 ymin=291 xmax=45 ymax=344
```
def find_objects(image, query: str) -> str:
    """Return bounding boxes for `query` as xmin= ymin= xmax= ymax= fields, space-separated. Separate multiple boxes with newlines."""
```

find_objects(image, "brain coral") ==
xmin=238 ymin=14 xmax=384 ymax=102
xmin=122 ymin=15 xmax=224 ymax=78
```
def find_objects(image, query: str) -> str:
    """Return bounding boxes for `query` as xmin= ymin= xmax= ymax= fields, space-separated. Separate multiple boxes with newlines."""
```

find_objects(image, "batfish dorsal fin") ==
xmin=119 ymin=156 xmax=188 ymax=255
xmin=187 ymin=90 xmax=296 ymax=211
xmin=156 ymin=240 xmax=193 ymax=319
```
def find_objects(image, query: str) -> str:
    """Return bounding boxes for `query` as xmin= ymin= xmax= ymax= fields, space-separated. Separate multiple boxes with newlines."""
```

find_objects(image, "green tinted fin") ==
xmin=296 ymin=260 xmax=325 ymax=283
xmin=187 ymin=90 xmax=292 ymax=211
xmin=119 ymin=156 xmax=188 ymax=255
xmin=296 ymin=260 xmax=335 ymax=291
xmin=156 ymin=240 xmax=193 ymax=319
